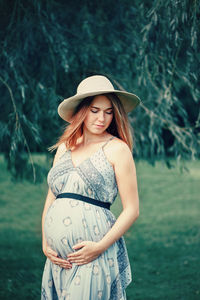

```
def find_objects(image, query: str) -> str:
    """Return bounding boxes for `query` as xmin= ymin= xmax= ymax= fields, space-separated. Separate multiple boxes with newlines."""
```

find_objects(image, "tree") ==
xmin=0 ymin=0 xmax=199 ymax=181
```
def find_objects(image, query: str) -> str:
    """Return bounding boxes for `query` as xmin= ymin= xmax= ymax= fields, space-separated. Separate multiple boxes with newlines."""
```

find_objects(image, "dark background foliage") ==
xmin=0 ymin=0 xmax=199 ymax=181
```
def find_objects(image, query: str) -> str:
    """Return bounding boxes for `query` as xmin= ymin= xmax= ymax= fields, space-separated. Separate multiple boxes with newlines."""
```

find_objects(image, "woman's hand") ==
xmin=43 ymin=245 xmax=72 ymax=269
xmin=67 ymin=241 xmax=103 ymax=265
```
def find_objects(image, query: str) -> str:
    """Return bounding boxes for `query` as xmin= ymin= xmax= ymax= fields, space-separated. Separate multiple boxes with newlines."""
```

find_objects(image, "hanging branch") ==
xmin=0 ymin=75 xmax=36 ymax=182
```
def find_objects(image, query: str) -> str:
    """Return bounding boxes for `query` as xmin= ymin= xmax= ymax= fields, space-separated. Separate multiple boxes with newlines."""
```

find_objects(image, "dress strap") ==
xmin=102 ymin=136 xmax=115 ymax=149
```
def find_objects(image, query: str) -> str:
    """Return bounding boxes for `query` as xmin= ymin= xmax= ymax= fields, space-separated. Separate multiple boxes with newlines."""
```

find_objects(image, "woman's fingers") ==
xmin=72 ymin=242 xmax=85 ymax=250
xmin=67 ymin=257 xmax=86 ymax=265
xmin=47 ymin=247 xmax=58 ymax=256
xmin=67 ymin=241 xmax=100 ymax=265
xmin=45 ymin=246 xmax=72 ymax=269
xmin=68 ymin=254 xmax=99 ymax=265
xmin=68 ymin=251 xmax=83 ymax=259
xmin=53 ymin=257 xmax=72 ymax=266
xmin=58 ymin=262 xmax=72 ymax=269
xmin=53 ymin=257 xmax=70 ymax=264
xmin=52 ymin=258 xmax=72 ymax=269
xmin=70 ymin=256 xmax=97 ymax=265
xmin=45 ymin=244 xmax=100 ymax=268
xmin=68 ymin=253 xmax=85 ymax=263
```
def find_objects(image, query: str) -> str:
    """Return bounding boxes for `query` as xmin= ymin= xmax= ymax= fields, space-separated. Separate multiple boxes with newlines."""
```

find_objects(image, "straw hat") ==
xmin=58 ymin=75 xmax=141 ymax=122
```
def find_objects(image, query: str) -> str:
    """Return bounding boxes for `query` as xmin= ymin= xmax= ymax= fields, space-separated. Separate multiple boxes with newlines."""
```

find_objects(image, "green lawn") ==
xmin=0 ymin=156 xmax=199 ymax=299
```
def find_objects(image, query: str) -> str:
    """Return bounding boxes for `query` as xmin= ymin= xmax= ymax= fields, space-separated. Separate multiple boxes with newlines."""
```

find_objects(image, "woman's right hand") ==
xmin=43 ymin=245 xmax=72 ymax=269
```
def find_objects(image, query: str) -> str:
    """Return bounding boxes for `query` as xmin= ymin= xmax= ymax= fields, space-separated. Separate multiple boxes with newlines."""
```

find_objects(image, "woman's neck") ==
xmin=80 ymin=129 xmax=110 ymax=146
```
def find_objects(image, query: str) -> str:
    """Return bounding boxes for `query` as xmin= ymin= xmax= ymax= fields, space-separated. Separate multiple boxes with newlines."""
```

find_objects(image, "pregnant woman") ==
xmin=41 ymin=75 xmax=140 ymax=299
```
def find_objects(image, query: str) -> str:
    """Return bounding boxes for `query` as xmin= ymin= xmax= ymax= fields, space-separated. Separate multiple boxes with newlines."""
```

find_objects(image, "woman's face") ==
xmin=83 ymin=95 xmax=113 ymax=135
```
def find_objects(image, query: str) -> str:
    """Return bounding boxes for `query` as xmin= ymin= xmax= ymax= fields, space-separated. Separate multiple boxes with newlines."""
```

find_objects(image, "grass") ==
xmin=0 ymin=155 xmax=199 ymax=299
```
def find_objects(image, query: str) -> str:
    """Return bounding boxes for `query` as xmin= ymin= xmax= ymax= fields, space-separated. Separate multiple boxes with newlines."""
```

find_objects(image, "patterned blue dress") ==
xmin=41 ymin=139 xmax=132 ymax=300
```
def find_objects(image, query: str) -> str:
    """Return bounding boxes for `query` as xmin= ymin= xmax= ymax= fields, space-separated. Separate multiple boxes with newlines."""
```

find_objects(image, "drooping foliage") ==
xmin=0 ymin=0 xmax=199 ymax=181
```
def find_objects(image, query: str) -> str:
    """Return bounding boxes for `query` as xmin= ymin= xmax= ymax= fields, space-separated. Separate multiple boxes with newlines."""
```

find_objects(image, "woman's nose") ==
xmin=98 ymin=111 xmax=105 ymax=122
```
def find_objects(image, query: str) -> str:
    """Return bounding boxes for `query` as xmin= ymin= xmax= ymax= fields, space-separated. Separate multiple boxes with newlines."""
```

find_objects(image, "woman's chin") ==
xmin=89 ymin=126 xmax=107 ymax=134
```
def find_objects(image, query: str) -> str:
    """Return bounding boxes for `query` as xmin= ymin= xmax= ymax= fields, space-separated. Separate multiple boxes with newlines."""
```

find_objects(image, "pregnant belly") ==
xmin=44 ymin=198 xmax=112 ymax=259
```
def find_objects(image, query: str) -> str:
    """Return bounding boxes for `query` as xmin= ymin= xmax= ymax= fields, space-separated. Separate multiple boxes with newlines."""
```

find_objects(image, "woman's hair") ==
xmin=49 ymin=93 xmax=133 ymax=152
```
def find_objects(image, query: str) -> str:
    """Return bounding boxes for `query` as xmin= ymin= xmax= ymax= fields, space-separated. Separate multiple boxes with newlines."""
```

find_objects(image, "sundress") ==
xmin=41 ymin=137 xmax=132 ymax=300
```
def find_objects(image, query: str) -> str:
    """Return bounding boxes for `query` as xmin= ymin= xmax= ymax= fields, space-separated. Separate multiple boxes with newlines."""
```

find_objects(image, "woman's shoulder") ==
xmin=104 ymin=136 xmax=133 ymax=165
xmin=107 ymin=136 xmax=131 ymax=152
xmin=56 ymin=142 xmax=67 ymax=155
xmin=53 ymin=142 xmax=67 ymax=165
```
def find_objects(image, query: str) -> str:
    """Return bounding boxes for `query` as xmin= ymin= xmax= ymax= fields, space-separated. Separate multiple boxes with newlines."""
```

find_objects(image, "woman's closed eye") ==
xmin=91 ymin=109 xmax=98 ymax=113
xmin=90 ymin=109 xmax=113 ymax=115
xmin=105 ymin=111 xmax=113 ymax=115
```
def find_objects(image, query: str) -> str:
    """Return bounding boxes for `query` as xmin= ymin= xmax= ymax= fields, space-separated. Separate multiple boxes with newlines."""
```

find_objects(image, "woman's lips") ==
xmin=95 ymin=124 xmax=104 ymax=128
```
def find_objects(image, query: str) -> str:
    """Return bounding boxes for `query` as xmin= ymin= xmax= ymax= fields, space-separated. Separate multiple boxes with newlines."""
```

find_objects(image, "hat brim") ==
xmin=58 ymin=90 xmax=141 ymax=122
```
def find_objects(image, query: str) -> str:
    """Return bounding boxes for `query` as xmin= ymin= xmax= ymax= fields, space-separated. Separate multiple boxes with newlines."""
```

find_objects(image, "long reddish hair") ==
xmin=49 ymin=93 xmax=133 ymax=151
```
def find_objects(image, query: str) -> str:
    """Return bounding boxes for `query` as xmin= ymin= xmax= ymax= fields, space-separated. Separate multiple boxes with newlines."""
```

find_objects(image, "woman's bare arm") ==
xmin=98 ymin=141 xmax=139 ymax=250
xmin=68 ymin=140 xmax=139 ymax=265
xmin=41 ymin=187 xmax=56 ymax=252
xmin=41 ymin=143 xmax=72 ymax=269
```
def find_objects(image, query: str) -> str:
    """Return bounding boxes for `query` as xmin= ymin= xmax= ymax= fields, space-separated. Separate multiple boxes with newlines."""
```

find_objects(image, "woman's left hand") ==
xmin=67 ymin=241 xmax=103 ymax=265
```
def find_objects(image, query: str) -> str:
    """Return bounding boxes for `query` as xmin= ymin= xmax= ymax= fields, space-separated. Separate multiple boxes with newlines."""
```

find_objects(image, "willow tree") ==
xmin=0 ymin=0 xmax=199 ymax=181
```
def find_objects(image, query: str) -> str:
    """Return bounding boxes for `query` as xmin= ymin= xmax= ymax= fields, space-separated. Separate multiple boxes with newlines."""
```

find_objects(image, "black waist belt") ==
xmin=56 ymin=192 xmax=111 ymax=210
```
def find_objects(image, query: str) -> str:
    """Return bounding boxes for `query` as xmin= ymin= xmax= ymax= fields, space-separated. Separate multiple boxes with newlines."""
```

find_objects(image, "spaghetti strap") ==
xmin=102 ymin=136 xmax=116 ymax=149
